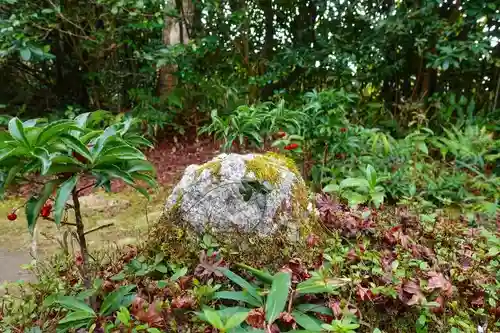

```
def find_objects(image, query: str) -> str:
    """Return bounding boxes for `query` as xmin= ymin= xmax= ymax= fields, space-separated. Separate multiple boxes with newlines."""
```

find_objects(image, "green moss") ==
xmin=245 ymin=153 xmax=297 ymax=185
xmin=264 ymin=152 xmax=301 ymax=176
xmin=195 ymin=160 xmax=222 ymax=179
xmin=150 ymin=208 xmax=325 ymax=269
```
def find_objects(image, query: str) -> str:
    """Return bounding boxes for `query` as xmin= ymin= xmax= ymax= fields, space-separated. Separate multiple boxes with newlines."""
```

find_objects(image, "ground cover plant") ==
xmin=1 ymin=0 xmax=500 ymax=332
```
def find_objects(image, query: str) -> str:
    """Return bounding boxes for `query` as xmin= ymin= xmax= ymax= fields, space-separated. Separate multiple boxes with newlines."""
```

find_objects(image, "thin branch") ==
xmin=31 ymin=22 xmax=93 ymax=40
xmin=46 ymin=0 xmax=87 ymax=35
xmin=83 ymin=223 xmax=114 ymax=235
xmin=77 ymin=182 xmax=96 ymax=194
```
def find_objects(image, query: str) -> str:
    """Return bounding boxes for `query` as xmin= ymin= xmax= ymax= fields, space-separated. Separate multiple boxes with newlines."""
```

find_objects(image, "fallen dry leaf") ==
xmin=400 ymin=280 xmax=426 ymax=306
xmin=246 ymin=307 xmax=266 ymax=328
xmin=131 ymin=296 xmax=163 ymax=327
xmin=427 ymin=271 xmax=453 ymax=297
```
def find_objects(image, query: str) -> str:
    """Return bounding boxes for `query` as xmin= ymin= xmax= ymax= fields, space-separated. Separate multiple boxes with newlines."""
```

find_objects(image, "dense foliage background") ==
xmin=1 ymin=0 xmax=498 ymax=132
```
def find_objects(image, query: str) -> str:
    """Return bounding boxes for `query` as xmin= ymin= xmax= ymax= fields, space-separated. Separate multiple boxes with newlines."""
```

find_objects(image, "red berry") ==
xmin=276 ymin=131 xmax=287 ymax=138
xmin=340 ymin=127 xmax=347 ymax=133
xmin=284 ymin=143 xmax=299 ymax=150
xmin=41 ymin=203 xmax=52 ymax=218
xmin=7 ymin=213 xmax=17 ymax=221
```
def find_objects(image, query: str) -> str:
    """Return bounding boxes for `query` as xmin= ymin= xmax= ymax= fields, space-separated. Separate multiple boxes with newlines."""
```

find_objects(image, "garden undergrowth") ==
xmin=1 ymin=199 xmax=498 ymax=333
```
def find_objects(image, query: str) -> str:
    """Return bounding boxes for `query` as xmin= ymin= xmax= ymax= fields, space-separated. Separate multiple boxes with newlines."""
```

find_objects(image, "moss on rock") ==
xmin=149 ymin=205 xmax=324 ymax=269
xmin=244 ymin=152 xmax=300 ymax=185
xmin=195 ymin=160 xmax=222 ymax=179
xmin=154 ymin=153 xmax=322 ymax=268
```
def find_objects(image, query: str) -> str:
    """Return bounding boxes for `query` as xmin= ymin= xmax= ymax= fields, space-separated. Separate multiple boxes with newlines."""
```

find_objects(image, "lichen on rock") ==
xmin=158 ymin=153 xmax=321 ymax=266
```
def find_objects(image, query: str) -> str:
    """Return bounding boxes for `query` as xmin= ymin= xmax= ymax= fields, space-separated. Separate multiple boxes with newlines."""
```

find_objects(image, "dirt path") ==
xmin=0 ymin=249 xmax=35 ymax=283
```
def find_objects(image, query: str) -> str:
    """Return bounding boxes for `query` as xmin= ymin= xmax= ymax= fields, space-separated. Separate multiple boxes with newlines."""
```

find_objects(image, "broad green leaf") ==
xmin=170 ymin=267 xmax=188 ymax=281
xmin=343 ymin=191 xmax=368 ymax=206
xmin=116 ymin=306 xmax=130 ymax=325
xmin=93 ymin=166 xmax=135 ymax=185
xmin=54 ymin=296 xmax=95 ymax=314
xmin=80 ymin=130 xmax=102 ymax=144
xmin=54 ymin=175 xmax=79 ymax=225
xmin=416 ymin=142 xmax=428 ymax=155
xmin=119 ymin=113 xmax=134 ymax=135
xmin=3 ymin=164 xmax=22 ymax=189
xmin=294 ymin=304 xmax=333 ymax=315
xmin=36 ymin=120 xmax=82 ymax=146
xmin=124 ymin=134 xmax=154 ymax=148
xmin=75 ymin=113 xmax=91 ymax=129
xmin=365 ymin=164 xmax=377 ymax=188
xmin=20 ymin=48 xmax=31 ymax=61
xmin=126 ymin=160 xmax=156 ymax=173
xmin=131 ymin=173 xmax=157 ymax=188
xmin=23 ymin=119 xmax=41 ymax=128
xmin=218 ymin=268 xmax=263 ymax=304
xmin=0 ymin=148 xmax=15 ymax=162
xmin=46 ymin=164 xmax=82 ymax=176
xmin=32 ymin=147 xmax=52 ymax=175
xmin=296 ymin=277 xmax=350 ymax=295
xmin=95 ymin=146 xmax=144 ymax=165
xmin=224 ymin=311 xmax=250 ymax=330
xmin=58 ymin=310 xmax=96 ymax=324
xmin=26 ymin=181 xmax=57 ymax=234
xmin=155 ymin=264 xmax=168 ymax=273
xmin=60 ymin=134 xmax=92 ymax=163
xmin=265 ymin=272 xmax=291 ymax=324
xmin=323 ymin=183 xmax=339 ymax=193
xmin=8 ymin=117 xmax=29 ymax=147
xmin=99 ymin=284 xmax=136 ymax=316
xmin=203 ymin=308 xmax=224 ymax=330
xmin=236 ymin=263 xmax=274 ymax=284
xmin=292 ymin=311 xmax=324 ymax=331
xmin=213 ymin=291 xmax=262 ymax=307
xmin=371 ymin=192 xmax=385 ymax=208
xmin=131 ymin=185 xmax=151 ymax=200
xmin=92 ymin=126 xmax=117 ymax=155
xmin=340 ymin=178 xmax=369 ymax=189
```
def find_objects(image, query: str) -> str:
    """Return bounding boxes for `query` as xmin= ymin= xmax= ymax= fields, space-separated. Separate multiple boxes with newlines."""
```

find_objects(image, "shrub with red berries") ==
xmin=284 ymin=143 xmax=299 ymax=150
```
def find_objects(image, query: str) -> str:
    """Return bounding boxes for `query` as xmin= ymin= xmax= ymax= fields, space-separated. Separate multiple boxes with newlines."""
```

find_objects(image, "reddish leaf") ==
xmin=328 ymin=300 xmax=342 ymax=318
xmin=171 ymin=295 xmax=196 ymax=309
xmin=346 ymin=248 xmax=358 ymax=262
xmin=194 ymin=250 xmax=227 ymax=280
xmin=279 ymin=312 xmax=295 ymax=324
xmin=306 ymin=234 xmax=320 ymax=248
xmin=356 ymin=285 xmax=374 ymax=301
xmin=400 ymin=280 xmax=425 ymax=306
xmin=131 ymin=296 xmax=163 ymax=327
xmin=431 ymin=296 xmax=445 ymax=314
xmin=471 ymin=293 xmax=484 ymax=307
xmin=427 ymin=272 xmax=453 ymax=297
xmin=246 ymin=308 xmax=266 ymax=328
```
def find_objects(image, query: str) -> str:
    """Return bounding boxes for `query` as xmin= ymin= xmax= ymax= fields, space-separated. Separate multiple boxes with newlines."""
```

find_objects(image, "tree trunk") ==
xmin=157 ymin=0 xmax=193 ymax=97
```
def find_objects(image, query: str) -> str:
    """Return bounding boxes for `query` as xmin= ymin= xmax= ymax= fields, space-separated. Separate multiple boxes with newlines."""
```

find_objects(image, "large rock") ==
xmin=165 ymin=153 xmax=309 ymax=238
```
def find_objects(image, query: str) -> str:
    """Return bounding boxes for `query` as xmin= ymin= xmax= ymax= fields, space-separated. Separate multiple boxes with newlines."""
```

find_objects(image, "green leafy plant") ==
xmin=45 ymin=284 xmax=136 ymax=332
xmin=324 ymin=164 xmax=386 ymax=208
xmin=199 ymin=106 xmax=266 ymax=152
xmin=199 ymin=307 xmax=250 ymax=333
xmin=322 ymin=315 xmax=360 ymax=333
xmin=199 ymin=265 xmax=350 ymax=332
xmin=0 ymin=113 xmax=157 ymax=284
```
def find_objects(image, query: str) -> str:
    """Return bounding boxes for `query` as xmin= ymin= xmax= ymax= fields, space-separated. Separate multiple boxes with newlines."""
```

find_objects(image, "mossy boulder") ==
xmin=158 ymin=153 xmax=321 ymax=267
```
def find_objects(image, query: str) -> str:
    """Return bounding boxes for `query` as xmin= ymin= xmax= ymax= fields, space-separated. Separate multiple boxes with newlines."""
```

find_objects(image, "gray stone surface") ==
xmin=165 ymin=153 xmax=306 ymax=236
xmin=0 ymin=249 xmax=35 ymax=284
